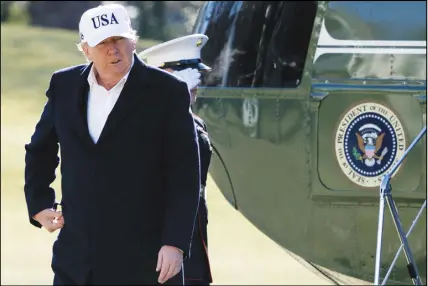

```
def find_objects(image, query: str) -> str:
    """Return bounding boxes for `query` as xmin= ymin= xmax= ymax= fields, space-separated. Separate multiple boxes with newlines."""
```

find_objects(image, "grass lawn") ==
xmin=1 ymin=23 xmax=369 ymax=285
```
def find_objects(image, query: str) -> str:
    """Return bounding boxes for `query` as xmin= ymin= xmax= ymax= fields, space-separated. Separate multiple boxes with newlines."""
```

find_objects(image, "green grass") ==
xmin=0 ymin=22 xmax=161 ymax=186
xmin=0 ymin=24 xmax=162 ymax=283
xmin=1 ymin=23 xmax=160 ymax=105
xmin=1 ymin=23 xmax=369 ymax=285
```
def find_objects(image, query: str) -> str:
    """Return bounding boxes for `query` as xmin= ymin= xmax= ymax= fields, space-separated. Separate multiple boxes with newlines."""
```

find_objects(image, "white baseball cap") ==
xmin=138 ymin=34 xmax=211 ymax=72
xmin=79 ymin=4 xmax=135 ymax=47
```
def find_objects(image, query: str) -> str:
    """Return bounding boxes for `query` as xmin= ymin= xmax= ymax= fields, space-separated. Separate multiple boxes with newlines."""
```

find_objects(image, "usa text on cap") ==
xmin=138 ymin=34 xmax=211 ymax=72
xmin=79 ymin=4 xmax=135 ymax=47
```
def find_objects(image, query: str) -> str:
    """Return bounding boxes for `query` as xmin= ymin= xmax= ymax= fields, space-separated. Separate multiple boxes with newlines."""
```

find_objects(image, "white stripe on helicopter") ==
xmin=317 ymin=19 xmax=426 ymax=48
xmin=314 ymin=19 xmax=426 ymax=62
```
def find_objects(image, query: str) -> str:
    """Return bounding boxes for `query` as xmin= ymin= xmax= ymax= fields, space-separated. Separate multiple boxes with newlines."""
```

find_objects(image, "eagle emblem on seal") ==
xmin=353 ymin=123 xmax=389 ymax=167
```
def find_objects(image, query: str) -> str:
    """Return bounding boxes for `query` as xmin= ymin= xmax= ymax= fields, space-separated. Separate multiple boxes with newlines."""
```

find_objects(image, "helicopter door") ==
xmin=310 ymin=1 xmax=427 ymax=201
xmin=193 ymin=1 xmax=318 ymax=212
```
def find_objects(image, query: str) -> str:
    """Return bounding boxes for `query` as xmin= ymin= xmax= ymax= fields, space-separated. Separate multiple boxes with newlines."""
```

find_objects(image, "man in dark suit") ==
xmin=138 ymin=34 xmax=214 ymax=285
xmin=24 ymin=3 xmax=200 ymax=285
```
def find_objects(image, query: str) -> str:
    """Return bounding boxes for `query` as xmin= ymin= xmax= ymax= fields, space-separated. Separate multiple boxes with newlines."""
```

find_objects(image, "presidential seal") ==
xmin=335 ymin=102 xmax=406 ymax=188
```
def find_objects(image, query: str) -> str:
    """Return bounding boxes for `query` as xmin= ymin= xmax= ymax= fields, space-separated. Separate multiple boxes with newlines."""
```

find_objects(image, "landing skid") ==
xmin=374 ymin=126 xmax=427 ymax=286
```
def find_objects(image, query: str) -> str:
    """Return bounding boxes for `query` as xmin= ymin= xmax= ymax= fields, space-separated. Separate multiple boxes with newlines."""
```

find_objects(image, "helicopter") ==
xmin=190 ymin=1 xmax=427 ymax=285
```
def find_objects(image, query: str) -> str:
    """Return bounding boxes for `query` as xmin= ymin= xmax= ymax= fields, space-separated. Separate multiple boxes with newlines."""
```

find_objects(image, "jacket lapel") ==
xmin=96 ymin=54 xmax=149 ymax=145
xmin=73 ymin=62 xmax=95 ymax=146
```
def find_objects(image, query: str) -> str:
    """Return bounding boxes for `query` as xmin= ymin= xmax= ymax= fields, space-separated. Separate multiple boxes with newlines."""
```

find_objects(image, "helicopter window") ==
xmin=252 ymin=1 xmax=317 ymax=88
xmin=324 ymin=1 xmax=427 ymax=41
xmin=198 ymin=1 xmax=317 ymax=89
xmin=312 ymin=53 xmax=427 ymax=81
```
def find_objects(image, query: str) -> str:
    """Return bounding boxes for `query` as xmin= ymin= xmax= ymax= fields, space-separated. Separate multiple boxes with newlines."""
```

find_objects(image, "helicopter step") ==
xmin=374 ymin=126 xmax=427 ymax=285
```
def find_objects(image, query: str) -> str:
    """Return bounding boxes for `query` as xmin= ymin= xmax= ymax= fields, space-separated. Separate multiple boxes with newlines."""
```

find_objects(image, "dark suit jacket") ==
xmin=184 ymin=115 xmax=213 ymax=283
xmin=24 ymin=53 xmax=201 ymax=285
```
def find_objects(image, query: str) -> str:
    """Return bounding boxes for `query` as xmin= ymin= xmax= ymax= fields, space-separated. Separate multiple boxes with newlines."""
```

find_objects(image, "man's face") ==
xmin=84 ymin=36 xmax=136 ymax=76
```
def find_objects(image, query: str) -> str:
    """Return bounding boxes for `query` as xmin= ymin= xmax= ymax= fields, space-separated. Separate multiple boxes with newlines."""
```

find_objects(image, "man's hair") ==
xmin=76 ymin=29 xmax=139 ymax=62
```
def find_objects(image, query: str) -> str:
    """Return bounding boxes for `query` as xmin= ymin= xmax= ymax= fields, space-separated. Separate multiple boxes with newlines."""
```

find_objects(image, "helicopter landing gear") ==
xmin=374 ymin=126 xmax=426 ymax=286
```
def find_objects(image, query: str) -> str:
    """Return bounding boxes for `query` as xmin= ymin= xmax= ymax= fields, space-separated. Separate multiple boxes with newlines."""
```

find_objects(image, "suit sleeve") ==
xmin=24 ymin=74 xmax=60 ymax=228
xmin=162 ymin=80 xmax=201 ymax=259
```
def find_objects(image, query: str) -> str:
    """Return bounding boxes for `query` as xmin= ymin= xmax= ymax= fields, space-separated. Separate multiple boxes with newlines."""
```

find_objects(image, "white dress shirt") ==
xmin=87 ymin=57 xmax=134 ymax=143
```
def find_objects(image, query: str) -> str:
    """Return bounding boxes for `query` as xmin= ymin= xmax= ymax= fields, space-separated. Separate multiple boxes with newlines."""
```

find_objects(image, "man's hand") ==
xmin=156 ymin=245 xmax=183 ymax=284
xmin=172 ymin=68 xmax=201 ymax=92
xmin=33 ymin=208 xmax=64 ymax=232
